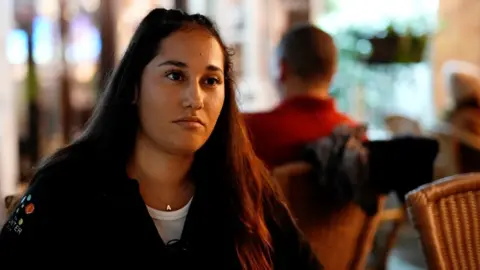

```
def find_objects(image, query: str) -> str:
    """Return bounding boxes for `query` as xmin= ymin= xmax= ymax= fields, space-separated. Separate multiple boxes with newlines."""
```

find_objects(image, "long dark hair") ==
xmin=34 ymin=8 xmax=280 ymax=270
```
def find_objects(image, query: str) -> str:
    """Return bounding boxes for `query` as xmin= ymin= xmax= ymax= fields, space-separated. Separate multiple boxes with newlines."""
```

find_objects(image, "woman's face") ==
xmin=138 ymin=28 xmax=225 ymax=155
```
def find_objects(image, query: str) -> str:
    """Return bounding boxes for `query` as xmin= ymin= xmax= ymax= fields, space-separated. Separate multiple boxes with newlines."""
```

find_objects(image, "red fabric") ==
xmin=244 ymin=96 xmax=356 ymax=169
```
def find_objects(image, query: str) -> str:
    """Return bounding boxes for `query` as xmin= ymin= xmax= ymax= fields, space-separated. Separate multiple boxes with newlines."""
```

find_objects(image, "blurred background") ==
xmin=0 ymin=0 xmax=465 ymax=209
xmin=1 ymin=0 xmax=480 ymax=269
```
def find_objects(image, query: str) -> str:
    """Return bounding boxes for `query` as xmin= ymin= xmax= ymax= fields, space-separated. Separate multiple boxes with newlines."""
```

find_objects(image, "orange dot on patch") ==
xmin=25 ymin=203 xmax=35 ymax=215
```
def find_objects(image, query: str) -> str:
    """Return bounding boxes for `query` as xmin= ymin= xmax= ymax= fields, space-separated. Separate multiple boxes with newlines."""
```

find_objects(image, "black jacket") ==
xmin=304 ymin=131 xmax=439 ymax=217
xmin=0 ymin=156 xmax=322 ymax=269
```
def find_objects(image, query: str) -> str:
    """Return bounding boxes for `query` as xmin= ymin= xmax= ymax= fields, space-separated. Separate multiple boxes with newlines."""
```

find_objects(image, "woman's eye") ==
xmin=166 ymin=72 xmax=183 ymax=81
xmin=204 ymin=77 xmax=220 ymax=86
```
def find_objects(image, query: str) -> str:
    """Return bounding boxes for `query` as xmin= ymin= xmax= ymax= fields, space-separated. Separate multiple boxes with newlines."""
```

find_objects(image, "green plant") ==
xmin=353 ymin=25 xmax=430 ymax=63
xmin=335 ymin=16 xmax=436 ymax=64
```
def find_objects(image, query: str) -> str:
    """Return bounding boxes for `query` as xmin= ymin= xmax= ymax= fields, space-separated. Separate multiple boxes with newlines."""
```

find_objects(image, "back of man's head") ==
xmin=277 ymin=24 xmax=337 ymax=84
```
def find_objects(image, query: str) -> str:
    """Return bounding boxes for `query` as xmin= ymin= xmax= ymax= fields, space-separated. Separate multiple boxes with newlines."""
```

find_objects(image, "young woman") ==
xmin=0 ymin=8 xmax=321 ymax=270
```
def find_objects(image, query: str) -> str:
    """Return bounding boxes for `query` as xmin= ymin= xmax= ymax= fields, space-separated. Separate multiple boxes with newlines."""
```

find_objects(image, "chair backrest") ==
xmin=273 ymin=162 xmax=385 ymax=270
xmin=433 ymin=121 xmax=480 ymax=180
xmin=406 ymin=173 xmax=480 ymax=270
xmin=4 ymin=194 xmax=21 ymax=216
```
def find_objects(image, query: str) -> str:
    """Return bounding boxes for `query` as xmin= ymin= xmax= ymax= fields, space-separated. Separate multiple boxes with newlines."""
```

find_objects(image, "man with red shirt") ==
xmin=244 ymin=24 xmax=356 ymax=169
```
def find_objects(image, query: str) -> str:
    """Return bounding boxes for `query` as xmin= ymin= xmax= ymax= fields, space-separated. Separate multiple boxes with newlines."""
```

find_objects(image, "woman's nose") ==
xmin=181 ymin=82 xmax=204 ymax=110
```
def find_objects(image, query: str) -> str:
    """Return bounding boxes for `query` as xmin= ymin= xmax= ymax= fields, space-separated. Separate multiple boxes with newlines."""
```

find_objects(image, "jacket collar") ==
xmin=105 ymin=170 xmax=239 ymax=268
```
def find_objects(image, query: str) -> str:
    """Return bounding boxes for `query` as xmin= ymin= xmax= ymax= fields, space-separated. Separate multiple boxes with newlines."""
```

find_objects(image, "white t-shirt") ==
xmin=146 ymin=198 xmax=193 ymax=243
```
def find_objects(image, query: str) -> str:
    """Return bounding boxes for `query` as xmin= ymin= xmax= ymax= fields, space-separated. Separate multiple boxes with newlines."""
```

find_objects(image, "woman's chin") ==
xmin=167 ymin=140 xmax=206 ymax=156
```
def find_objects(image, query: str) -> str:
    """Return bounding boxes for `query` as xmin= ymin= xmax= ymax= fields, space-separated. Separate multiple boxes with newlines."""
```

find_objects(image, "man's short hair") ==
xmin=277 ymin=24 xmax=337 ymax=83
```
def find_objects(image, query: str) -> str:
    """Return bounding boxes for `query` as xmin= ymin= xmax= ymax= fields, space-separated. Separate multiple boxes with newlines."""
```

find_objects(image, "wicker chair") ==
xmin=273 ymin=162 xmax=385 ymax=270
xmin=406 ymin=173 xmax=480 ymax=270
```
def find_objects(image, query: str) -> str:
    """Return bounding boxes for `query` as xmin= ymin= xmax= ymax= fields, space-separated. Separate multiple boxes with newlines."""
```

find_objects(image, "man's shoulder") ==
xmin=244 ymin=111 xmax=278 ymax=133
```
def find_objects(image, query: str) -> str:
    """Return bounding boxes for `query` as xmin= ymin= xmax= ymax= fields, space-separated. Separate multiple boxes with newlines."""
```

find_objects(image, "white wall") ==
xmin=237 ymin=0 xmax=285 ymax=112
xmin=158 ymin=0 xmax=175 ymax=9
xmin=433 ymin=0 xmax=480 ymax=115
xmin=0 ymin=0 xmax=18 ymax=223
xmin=186 ymin=0 xmax=207 ymax=14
